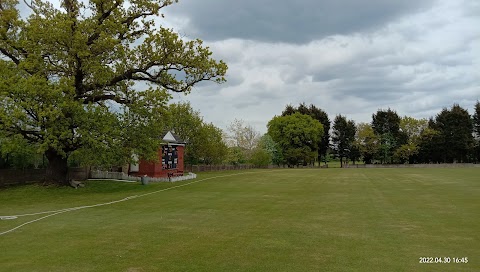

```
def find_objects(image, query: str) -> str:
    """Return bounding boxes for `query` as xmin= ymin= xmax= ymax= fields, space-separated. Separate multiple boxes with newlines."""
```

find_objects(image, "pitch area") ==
xmin=0 ymin=168 xmax=478 ymax=271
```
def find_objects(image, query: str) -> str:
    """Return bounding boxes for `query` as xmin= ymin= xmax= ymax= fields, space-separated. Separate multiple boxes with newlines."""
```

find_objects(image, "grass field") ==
xmin=0 ymin=168 xmax=479 ymax=272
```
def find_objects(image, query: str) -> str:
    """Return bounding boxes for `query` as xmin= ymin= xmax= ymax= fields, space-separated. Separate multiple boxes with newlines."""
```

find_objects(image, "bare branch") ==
xmin=0 ymin=47 xmax=20 ymax=65
xmin=19 ymin=128 xmax=42 ymax=139
xmin=1 ymin=21 xmax=29 ymax=66
xmin=82 ymin=67 xmax=144 ymax=93
xmin=118 ymin=29 xmax=145 ymax=41
xmin=121 ymin=11 xmax=154 ymax=26
xmin=3 ymin=122 xmax=43 ymax=143
xmin=24 ymin=108 xmax=39 ymax=122
xmin=22 ymin=0 xmax=35 ymax=11
xmin=81 ymin=94 xmax=131 ymax=104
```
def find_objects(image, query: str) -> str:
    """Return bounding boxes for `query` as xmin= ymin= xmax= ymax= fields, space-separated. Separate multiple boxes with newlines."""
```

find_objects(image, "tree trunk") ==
xmin=45 ymin=149 xmax=70 ymax=185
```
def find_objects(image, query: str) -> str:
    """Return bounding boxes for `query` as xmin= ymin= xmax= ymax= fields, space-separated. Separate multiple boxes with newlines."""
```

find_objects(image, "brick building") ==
xmin=129 ymin=131 xmax=186 ymax=178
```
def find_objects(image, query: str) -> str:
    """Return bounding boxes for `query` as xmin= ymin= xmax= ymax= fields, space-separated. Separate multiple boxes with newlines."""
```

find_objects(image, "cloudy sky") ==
xmin=16 ymin=0 xmax=479 ymax=134
xmin=160 ymin=0 xmax=479 ymax=134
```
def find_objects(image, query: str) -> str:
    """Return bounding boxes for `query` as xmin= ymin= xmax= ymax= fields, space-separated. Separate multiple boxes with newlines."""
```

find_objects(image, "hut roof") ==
xmin=162 ymin=130 xmax=186 ymax=144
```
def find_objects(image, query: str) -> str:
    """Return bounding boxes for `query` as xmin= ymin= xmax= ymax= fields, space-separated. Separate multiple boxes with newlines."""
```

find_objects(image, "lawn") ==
xmin=0 ymin=168 xmax=479 ymax=272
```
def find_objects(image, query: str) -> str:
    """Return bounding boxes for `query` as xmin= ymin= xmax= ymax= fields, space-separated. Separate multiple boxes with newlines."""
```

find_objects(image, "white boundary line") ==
xmin=0 ymin=170 xmax=282 ymax=236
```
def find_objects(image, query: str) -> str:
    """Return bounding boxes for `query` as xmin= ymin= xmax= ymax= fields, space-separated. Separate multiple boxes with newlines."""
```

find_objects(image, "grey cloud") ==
xmin=168 ymin=0 xmax=479 ymax=134
xmin=333 ymin=83 xmax=405 ymax=101
xmin=166 ymin=0 xmax=435 ymax=43
xmin=462 ymin=0 xmax=480 ymax=17
xmin=225 ymin=75 xmax=244 ymax=88
xmin=233 ymin=101 xmax=254 ymax=110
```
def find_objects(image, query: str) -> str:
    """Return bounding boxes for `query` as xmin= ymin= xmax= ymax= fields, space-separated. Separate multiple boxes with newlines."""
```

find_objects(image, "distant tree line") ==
xmin=2 ymin=101 xmax=479 ymax=169
xmin=263 ymin=102 xmax=480 ymax=167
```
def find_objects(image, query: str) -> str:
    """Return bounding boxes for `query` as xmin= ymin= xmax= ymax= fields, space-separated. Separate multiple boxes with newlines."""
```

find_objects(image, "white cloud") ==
xmin=16 ymin=0 xmax=478 ymax=135
xmin=171 ymin=0 xmax=479 ymax=134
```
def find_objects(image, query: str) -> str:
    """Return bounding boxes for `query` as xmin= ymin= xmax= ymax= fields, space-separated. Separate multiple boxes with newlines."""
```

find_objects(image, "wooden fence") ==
xmin=0 ymin=167 xmax=89 ymax=187
xmin=3 ymin=163 xmax=479 ymax=187
xmin=343 ymin=163 xmax=480 ymax=168
xmin=185 ymin=164 xmax=256 ymax=172
xmin=0 ymin=165 xmax=255 ymax=186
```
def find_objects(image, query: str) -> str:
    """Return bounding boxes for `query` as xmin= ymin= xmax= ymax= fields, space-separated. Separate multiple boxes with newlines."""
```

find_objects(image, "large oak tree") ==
xmin=267 ymin=113 xmax=323 ymax=167
xmin=282 ymin=103 xmax=330 ymax=165
xmin=0 ymin=0 xmax=227 ymax=184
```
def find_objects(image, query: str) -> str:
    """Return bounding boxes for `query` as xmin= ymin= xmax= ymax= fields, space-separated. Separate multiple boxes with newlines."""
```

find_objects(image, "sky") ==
xmin=17 ymin=0 xmax=480 ymax=134
xmin=163 ymin=0 xmax=479 ymax=134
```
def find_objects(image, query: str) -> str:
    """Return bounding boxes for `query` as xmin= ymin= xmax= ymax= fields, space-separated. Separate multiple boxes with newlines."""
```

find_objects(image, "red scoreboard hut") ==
xmin=129 ymin=131 xmax=186 ymax=178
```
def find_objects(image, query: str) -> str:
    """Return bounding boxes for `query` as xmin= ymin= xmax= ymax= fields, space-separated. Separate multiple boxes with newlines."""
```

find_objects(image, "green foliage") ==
xmin=196 ymin=123 xmax=228 ymax=165
xmin=429 ymin=104 xmax=474 ymax=163
xmin=393 ymin=143 xmax=419 ymax=164
xmin=416 ymin=127 xmax=442 ymax=163
xmin=378 ymin=133 xmax=396 ymax=163
xmin=227 ymin=119 xmax=260 ymax=150
xmin=226 ymin=146 xmax=247 ymax=165
xmin=282 ymin=104 xmax=296 ymax=116
xmin=0 ymin=0 xmax=227 ymax=181
xmin=0 ymin=133 xmax=43 ymax=169
xmin=355 ymin=123 xmax=379 ymax=164
xmin=399 ymin=116 xmax=428 ymax=144
xmin=394 ymin=116 xmax=427 ymax=164
xmin=372 ymin=108 xmax=401 ymax=136
xmin=332 ymin=115 xmax=356 ymax=166
xmin=163 ymin=102 xmax=229 ymax=165
xmin=474 ymin=101 xmax=480 ymax=138
xmin=257 ymin=134 xmax=282 ymax=165
xmin=474 ymin=101 xmax=480 ymax=162
xmin=282 ymin=103 xmax=330 ymax=163
xmin=225 ymin=119 xmax=260 ymax=162
xmin=249 ymin=148 xmax=271 ymax=167
xmin=267 ymin=113 xmax=323 ymax=166
xmin=348 ymin=144 xmax=361 ymax=164
xmin=164 ymin=102 xmax=203 ymax=165
xmin=371 ymin=109 xmax=405 ymax=163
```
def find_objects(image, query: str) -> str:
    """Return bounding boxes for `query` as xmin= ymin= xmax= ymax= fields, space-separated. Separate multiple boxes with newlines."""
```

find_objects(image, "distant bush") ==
xmin=250 ymin=148 xmax=272 ymax=167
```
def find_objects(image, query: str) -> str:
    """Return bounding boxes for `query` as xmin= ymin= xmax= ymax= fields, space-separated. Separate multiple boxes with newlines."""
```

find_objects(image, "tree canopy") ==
xmin=473 ymin=101 xmax=480 ymax=140
xmin=372 ymin=109 xmax=406 ymax=163
xmin=473 ymin=101 xmax=480 ymax=162
xmin=429 ymin=104 xmax=473 ymax=163
xmin=227 ymin=119 xmax=260 ymax=150
xmin=332 ymin=115 xmax=355 ymax=166
xmin=354 ymin=123 xmax=379 ymax=164
xmin=195 ymin=122 xmax=228 ymax=165
xmin=282 ymin=103 xmax=330 ymax=164
xmin=257 ymin=134 xmax=282 ymax=166
xmin=0 ymin=0 xmax=227 ymax=184
xmin=267 ymin=112 xmax=323 ymax=167
xmin=165 ymin=102 xmax=229 ymax=165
